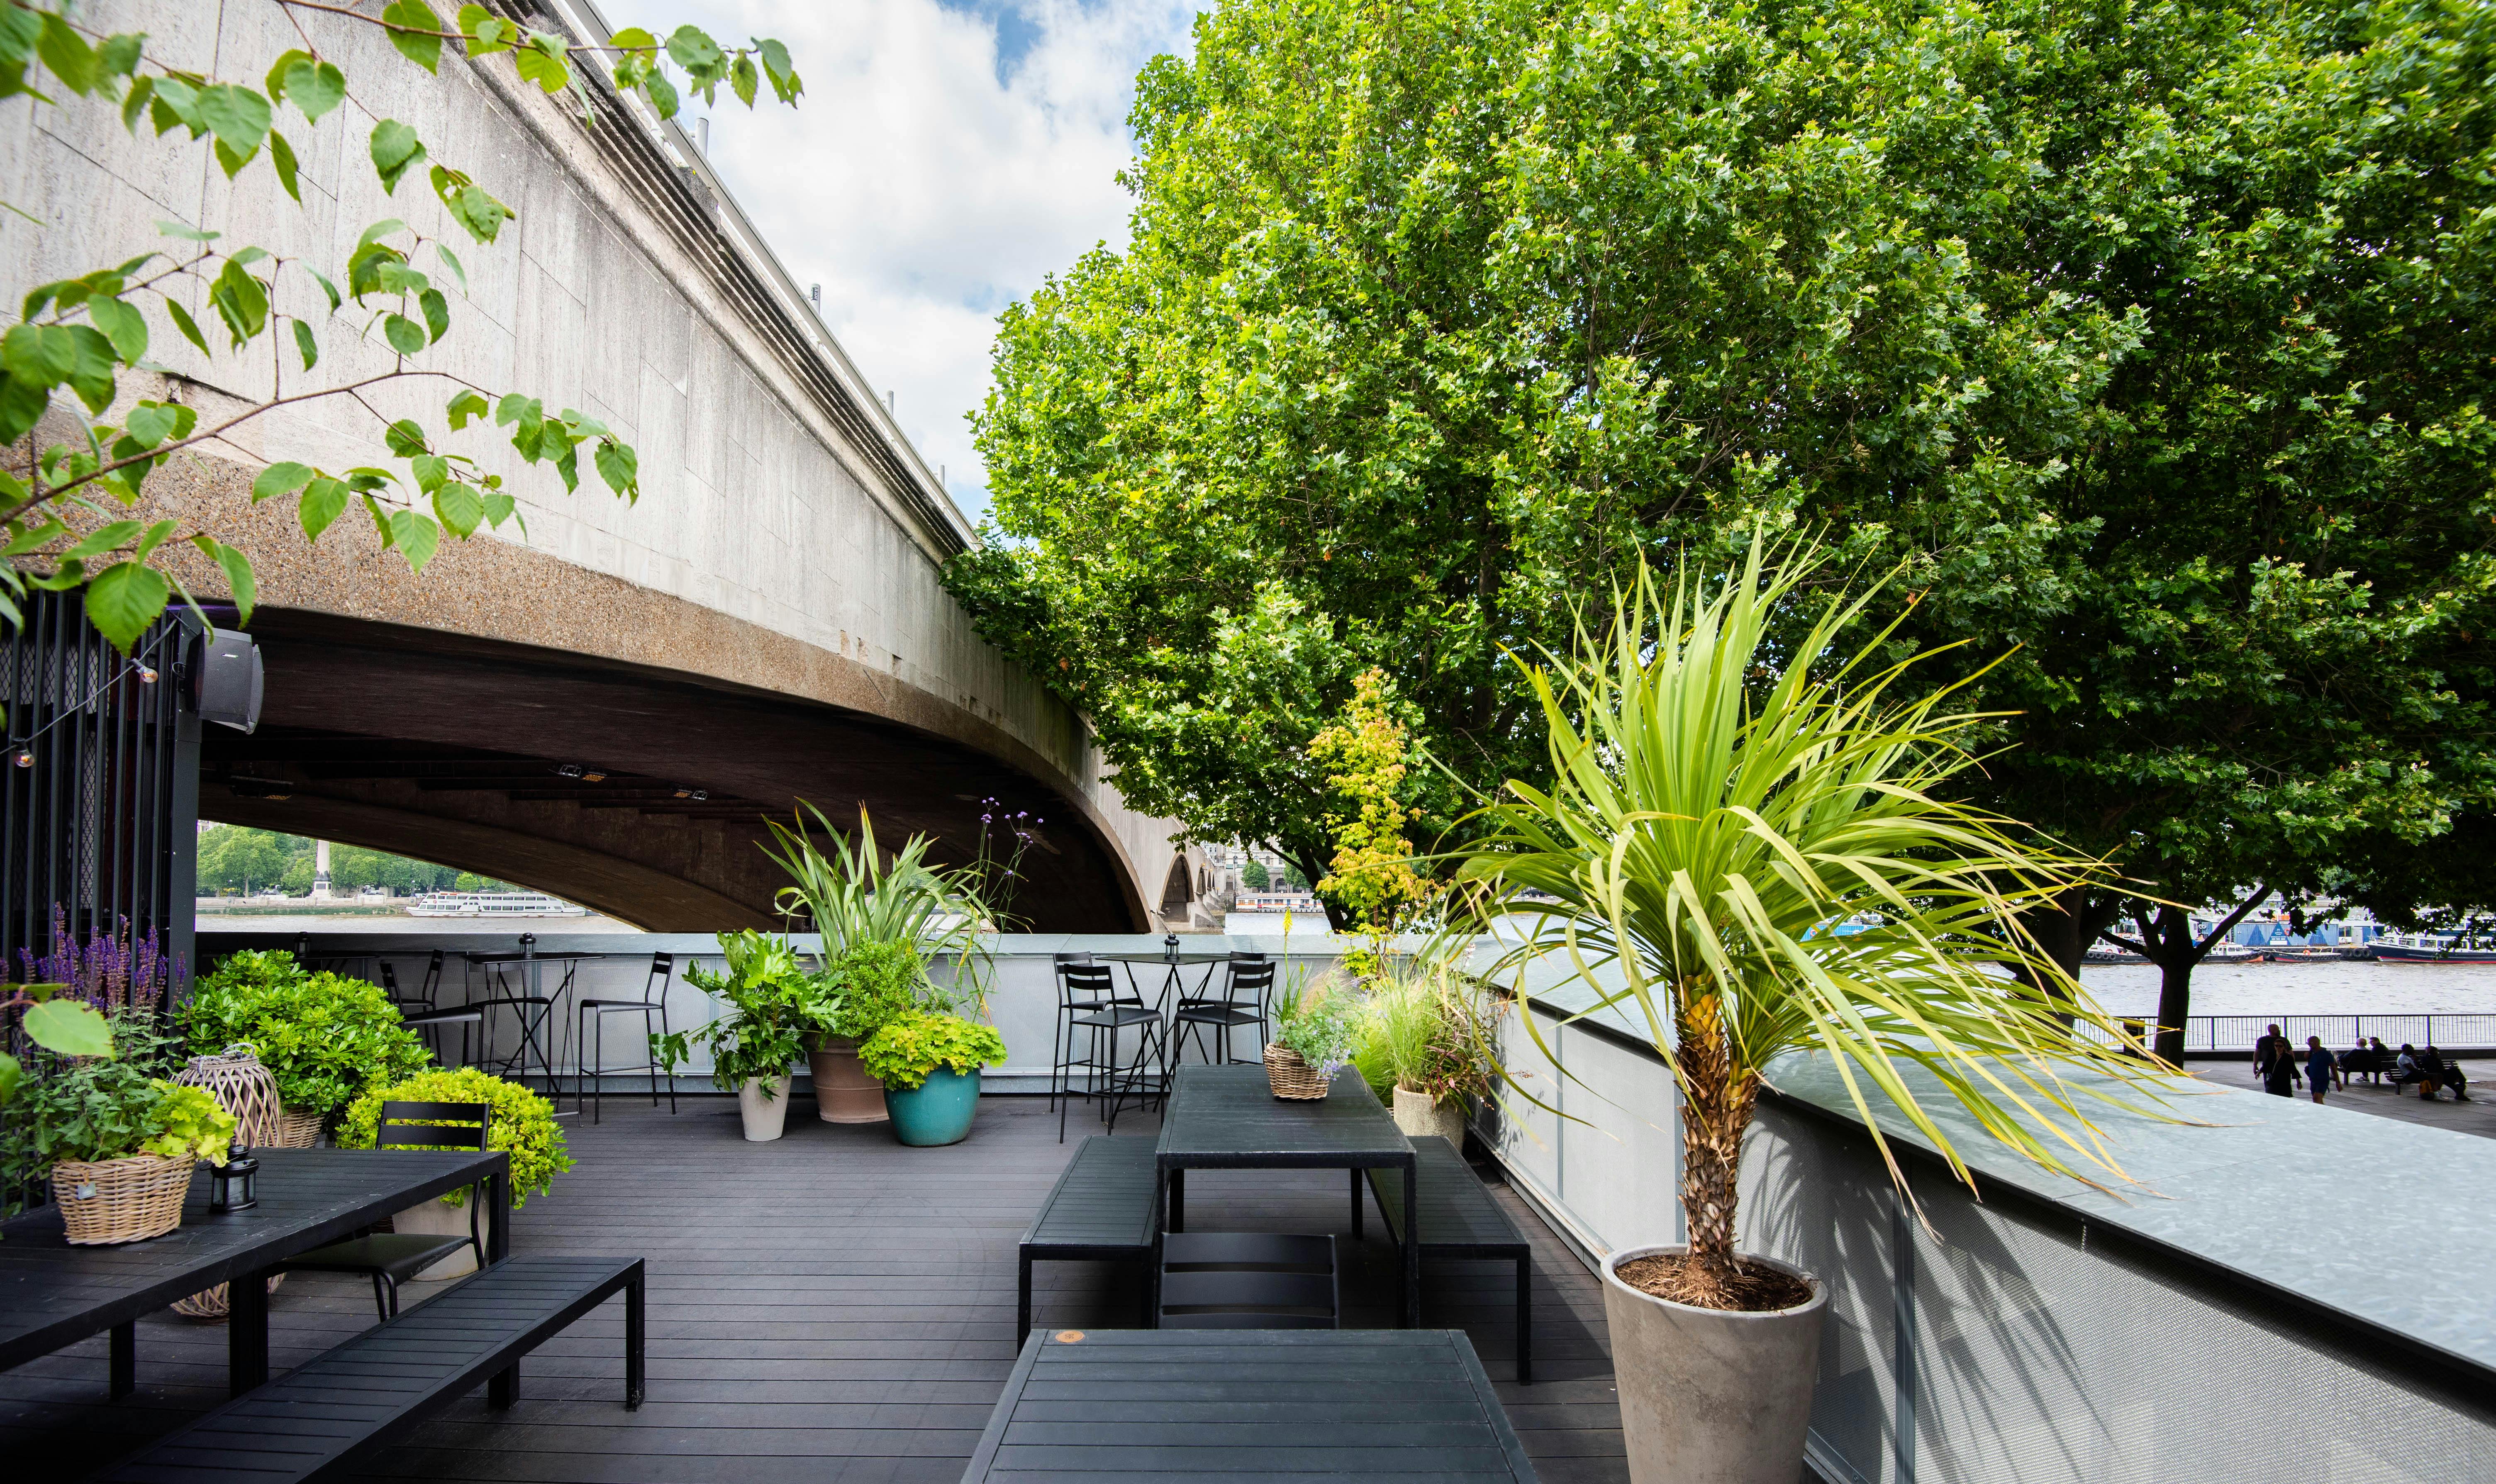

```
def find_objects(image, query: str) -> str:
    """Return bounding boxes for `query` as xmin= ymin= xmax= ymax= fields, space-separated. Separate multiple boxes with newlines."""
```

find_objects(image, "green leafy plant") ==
xmin=1 ymin=1015 xmax=237 ymax=1210
xmin=0 ymin=2 xmax=801 ymax=646
xmin=857 ymin=1011 xmax=1006 ymax=1092
xmin=337 ymin=1065 xmax=570 ymax=1210
xmin=803 ymin=938 xmax=942 ymax=1044
xmin=1460 ymin=533 xmax=2172 ymax=1311
xmin=651 ymin=930 xmax=809 ymax=1096
xmin=182 ymin=951 xmax=430 ymax=1114
xmin=1274 ymin=977 xmax=1359 ymax=1076
xmin=1353 ymin=954 xmax=1495 ymax=1106
xmin=761 ymin=803 xmax=995 ymax=1010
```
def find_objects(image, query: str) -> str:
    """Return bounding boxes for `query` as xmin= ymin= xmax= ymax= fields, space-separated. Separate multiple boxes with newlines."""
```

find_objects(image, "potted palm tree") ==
xmin=1460 ymin=534 xmax=2172 ymax=1484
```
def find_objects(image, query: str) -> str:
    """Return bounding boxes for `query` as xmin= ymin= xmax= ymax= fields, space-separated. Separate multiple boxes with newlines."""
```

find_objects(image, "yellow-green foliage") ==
xmin=858 ymin=1012 xmax=1006 ymax=1092
xmin=338 ymin=1066 xmax=572 ymax=1210
xmin=144 ymin=1082 xmax=238 ymax=1164
xmin=1311 ymin=669 xmax=1435 ymax=969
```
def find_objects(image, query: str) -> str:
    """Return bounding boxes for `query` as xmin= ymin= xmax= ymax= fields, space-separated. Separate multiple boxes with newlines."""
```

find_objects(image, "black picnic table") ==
xmin=1155 ymin=1063 xmax=1421 ymax=1326
xmin=0 ymin=1146 xmax=508 ymax=1399
xmin=962 ymin=1327 xmax=1538 ymax=1482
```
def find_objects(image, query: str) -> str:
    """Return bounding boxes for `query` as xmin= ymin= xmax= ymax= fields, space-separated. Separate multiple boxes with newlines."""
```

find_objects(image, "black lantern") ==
xmin=209 ymin=1155 xmax=259 ymax=1213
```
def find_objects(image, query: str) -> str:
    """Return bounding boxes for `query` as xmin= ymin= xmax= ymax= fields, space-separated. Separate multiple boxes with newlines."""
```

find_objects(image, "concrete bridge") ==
xmin=0 ymin=0 xmax=1196 ymax=931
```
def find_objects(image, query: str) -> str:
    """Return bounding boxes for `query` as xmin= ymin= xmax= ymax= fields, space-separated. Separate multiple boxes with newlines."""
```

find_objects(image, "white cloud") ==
xmin=600 ymin=0 xmax=1199 ymax=521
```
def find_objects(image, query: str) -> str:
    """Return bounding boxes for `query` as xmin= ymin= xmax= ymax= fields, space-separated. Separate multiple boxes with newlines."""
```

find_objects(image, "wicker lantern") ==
xmin=170 ymin=1045 xmax=292 ymax=1321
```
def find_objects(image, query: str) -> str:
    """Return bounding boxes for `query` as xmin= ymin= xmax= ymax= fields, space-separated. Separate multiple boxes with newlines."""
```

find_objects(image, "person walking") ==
xmin=2305 ymin=1036 xmax=2337 ymax=1104
xmin=2254 ymin=1024 xmax=2287 ymax=1089
xmin=2263 ymin=1035 xmax=2301 ymax=1098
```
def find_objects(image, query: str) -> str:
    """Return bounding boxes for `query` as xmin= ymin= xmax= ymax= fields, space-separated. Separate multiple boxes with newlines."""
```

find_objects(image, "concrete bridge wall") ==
xmin=1 ymin=0 xmax=1190 ymax=927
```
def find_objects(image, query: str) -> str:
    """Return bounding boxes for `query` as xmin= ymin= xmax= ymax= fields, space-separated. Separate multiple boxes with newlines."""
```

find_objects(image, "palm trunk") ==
xmin=1676 ymin=991 xmax=1759 ymax=1308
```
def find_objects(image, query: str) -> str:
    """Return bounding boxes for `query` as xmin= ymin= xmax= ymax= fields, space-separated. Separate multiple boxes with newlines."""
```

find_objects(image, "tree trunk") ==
xmin=2152 ymin=948 xmax=2195 ymax=1066
xmin=2016 ymin=887 xmax=2119 ymax=1019
xmin=1675 ymin=990 xmax=1759 ymax=1308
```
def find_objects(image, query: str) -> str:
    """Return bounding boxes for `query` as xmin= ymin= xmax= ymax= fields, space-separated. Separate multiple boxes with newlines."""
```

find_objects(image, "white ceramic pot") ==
xmin=390 ymin=1194 xmax=496 ymax=1280
xmin=739 ymin=1074 xmax=794 ymax=1141
xmin=1600 ymin=1243 xmax=1826 ymax=1484
xmin=1392 ymin=1087 xmax=1467 ymax=1145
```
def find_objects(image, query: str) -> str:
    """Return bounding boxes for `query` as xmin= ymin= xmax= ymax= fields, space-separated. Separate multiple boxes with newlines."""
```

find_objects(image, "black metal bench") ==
xmin=1367 ymin=1134 xmax=1534 ymax=1382
xmin=93 ymin=1255 xmax=644 ymax=1483
xmin=1019 ymin=1135 xmax=1157 ymax=1337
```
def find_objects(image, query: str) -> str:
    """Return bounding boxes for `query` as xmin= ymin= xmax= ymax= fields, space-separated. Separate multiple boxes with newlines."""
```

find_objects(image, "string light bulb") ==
xmin=11 ymin=748 xmax=32 ymax=768
xmin=135 ymin=665 xmax=158 ymax=684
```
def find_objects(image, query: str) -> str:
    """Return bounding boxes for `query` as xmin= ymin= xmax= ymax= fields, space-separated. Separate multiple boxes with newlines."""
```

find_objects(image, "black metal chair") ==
xmin=282 ymin=1101 xmax=494 ymax=1321
xmin=1172 ymin=953 xmax=1272 ymax=1067
xmin=1048 ymin=952 xmax=1107 ymax=1117
xmin=576 ymin=952 xmax=678 ymax=1123
xmin=1055 ymin=962 xmax=1166 ymax=1142
xmin=396 ymin=961 xmax=483 ymax=1069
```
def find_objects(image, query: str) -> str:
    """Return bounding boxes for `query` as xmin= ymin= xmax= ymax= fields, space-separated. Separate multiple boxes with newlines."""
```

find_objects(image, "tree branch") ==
xmin=2193 ymin=882 xmax=2272 ymax=958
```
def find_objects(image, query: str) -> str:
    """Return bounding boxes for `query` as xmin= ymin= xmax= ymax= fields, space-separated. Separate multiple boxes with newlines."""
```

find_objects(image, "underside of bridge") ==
xmin=201 ymin=610 xmax=1151 ymax=932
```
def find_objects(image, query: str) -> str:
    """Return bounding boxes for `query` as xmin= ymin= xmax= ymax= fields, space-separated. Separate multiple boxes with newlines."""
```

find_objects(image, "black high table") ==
xmin=0 ymin=1146 xmax=508 ymax=1399
xmin=1155 ymin=1063 xmax=1421 ymax=1326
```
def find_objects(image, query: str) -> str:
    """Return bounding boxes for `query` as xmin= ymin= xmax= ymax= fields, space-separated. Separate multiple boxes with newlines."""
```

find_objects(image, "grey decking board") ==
xmin=0 ymin=1098 xmax=1621 ymax=1482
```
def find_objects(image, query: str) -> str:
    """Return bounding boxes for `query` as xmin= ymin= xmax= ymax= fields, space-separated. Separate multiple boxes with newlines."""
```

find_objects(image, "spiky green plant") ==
xmin=1460 ymin=533 xmax=2170 ymax=1310
xmin=759 ymin=802 xmax=994 ymax=1008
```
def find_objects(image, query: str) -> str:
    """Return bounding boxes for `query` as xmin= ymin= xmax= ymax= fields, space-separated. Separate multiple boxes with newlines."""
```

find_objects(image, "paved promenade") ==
xmin=2206 ymin=1058 xmax=2496 ymax=1139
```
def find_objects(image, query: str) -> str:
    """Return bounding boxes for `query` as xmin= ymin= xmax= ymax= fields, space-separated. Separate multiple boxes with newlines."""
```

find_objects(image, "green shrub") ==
xmin=183 ymin=950 xmax=431 ymax=1114
xmin=858 ymin=1011 xmax=1006 ymax=1091
xmin=654 ymin=930 xmax=812 ymax=1095
xmin=808 ymin=939 xmax=942 ymax=1043
xmin=337 ymin=1066 xmax=572 ymax=1210
xmin=1275 ymin=978 xmax=1359 ymax=1075
xmin=0 ymin=1045 xmax=238 ymax=1196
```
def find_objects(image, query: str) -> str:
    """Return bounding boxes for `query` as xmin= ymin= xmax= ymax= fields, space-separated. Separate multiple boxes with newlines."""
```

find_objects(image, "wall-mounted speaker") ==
xmin=192 ymin=629 xmax=263 ymax=733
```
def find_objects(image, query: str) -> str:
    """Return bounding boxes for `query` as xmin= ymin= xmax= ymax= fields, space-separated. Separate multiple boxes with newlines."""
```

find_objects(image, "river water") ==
xmin=2078 ymin=960 xmax=2496 ymax=1018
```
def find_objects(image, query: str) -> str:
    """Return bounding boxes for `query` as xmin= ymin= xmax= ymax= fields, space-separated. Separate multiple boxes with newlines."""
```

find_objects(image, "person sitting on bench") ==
xmin=2422 ymin=1045 xmax=2472 ymax=1102
xmin=2392 ymin=1044 xmax=2437 ymax=1098
xmin=2342 ymin=1037 xmax=2378 ymax=1084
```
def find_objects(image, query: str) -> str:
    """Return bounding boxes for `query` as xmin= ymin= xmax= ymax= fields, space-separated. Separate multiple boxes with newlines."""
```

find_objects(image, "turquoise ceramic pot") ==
xmin=885 ymin=1067 xmax=982 ymax=1146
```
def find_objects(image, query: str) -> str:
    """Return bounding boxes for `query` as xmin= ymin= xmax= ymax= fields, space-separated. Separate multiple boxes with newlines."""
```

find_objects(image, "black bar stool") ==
xmin=1048 ymin=952 xmax=1106 ymax=1116
xmin=1055 ymin=962 xmax=1165 ymax=1142
xmin=1172 ymin=953 xmax=1272 ymax=1067
xmin=576 ymin=952 xmax=678 ymax=1123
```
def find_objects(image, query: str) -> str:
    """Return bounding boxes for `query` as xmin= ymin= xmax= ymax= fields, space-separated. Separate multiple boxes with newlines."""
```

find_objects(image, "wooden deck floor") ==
xmin=1 ymin=1094 xmax=1629 ymax=1482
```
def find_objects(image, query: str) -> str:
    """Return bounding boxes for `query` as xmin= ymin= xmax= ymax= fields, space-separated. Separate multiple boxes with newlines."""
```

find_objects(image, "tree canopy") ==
xmin=951 ymin=0 xmax=2496 ymax=1023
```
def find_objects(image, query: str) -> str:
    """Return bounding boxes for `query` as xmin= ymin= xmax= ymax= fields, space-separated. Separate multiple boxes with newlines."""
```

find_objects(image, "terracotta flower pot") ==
xmin=1600 ymin=1243 xmax=1826 ymax=1484
xmin=808 ymin=1037 xmax=888 ymax=1123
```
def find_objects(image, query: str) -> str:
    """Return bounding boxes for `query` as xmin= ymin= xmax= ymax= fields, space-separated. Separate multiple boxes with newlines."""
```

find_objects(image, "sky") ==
xmin=601 ymin=1 xmax=1202 ymax=524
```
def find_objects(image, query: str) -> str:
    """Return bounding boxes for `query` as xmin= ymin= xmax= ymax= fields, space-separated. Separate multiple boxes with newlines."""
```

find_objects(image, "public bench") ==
xmin=93 ymin=1255 xmax=644 ymax=1483
xmin=1367 ymin=1134 xmax=1535 ymax=1382
xmin=1018 ymin=1135 xmax=1157 ymax=1338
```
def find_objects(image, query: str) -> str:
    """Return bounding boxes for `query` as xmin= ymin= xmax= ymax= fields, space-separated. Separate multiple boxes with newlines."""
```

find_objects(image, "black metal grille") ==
xmin=0 ymin=590 xmax=200 ymax=1011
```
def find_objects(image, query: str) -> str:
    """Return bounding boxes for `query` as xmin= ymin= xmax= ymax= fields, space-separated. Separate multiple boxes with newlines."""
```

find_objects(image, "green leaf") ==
xmin=433 ymin=482 xmax=483 ymax=536
xmin=595 ymin=438 xmax=639 ymax=499
xmin=164 ymin=298 xmax=210 ymax=358
xmin=2 ymin=517 xmax=67 ymax=556
xmin=263 ymin=48 xmax=312 ymax=102
xmin=0 ymin=1050 xmax=20 ymax=1105
xmin=382 ymin=0 xmax=446 ymax=73
xmin=419 ymin=287 xmax=450 ymax=343
xmin=214 ymin=136 xmax=256 ymax=178
xmin=758 ymin=38 xmax=799 ymax=103
xmin=611 ymin=26 xmax=658 ymax=51
xmin=514 ymin=33 xmax=569 ymax=93
xmin=304 ymin=265 xmax=342 ymax=312
xmin=666 ymin=25 xmax=724 ymax=73
xmin=119 ymin=74 xmax=154 ymax=131
xmin=291 ymin=318 xmax=318 ymax=370
xmin=268 ymin=128 xmax=300 ymax=202
xmin=22 ymin=998 xmax=113 ymax=1057
xmin=129 ymin=518 xmax=177 ymax=565
xmin=358 ymin=218 xmax=410 ymax=251
xmin=0 ymin=373 xmax=45 ymax=444
xmin=209 ymin=259 xmax=269 ymax=346
xmin=3 ymin=322 xmax=76 ymax=385
xmin=60 ymin=519 xmax=143 ymax=563
xmin=156 ymin=219 xmax=219 ymax=242
xmin=383 ymin=314 xmax=427 ymax=356
xmin=193 ymin=82 xmax=272 ymax=157
xmin=481 ymin=488 xmax=519 ymax=532
xmin=435 ymin=242 xmax=468 ymax=293
xmin=297 ymin=476 xmax=348 ymax=539
xmin=388 ymin=509 xmax=441 ymax=571
xmin=283 ymin=57 xmax=345 ymax=123
xmin=461 ymin=6 xmax=516 ymax=57
xmin=411 ymin=453 xmax=448 ymax=492
xmin=731 ymin=54 xmax=757 ymax=108
xmin=65 ymin=326 xmax=118 ymax=413
xmin=35 ymin=12 xmax=99 ymax=96
xmin=196 ymin=534 xmax=257 ymax=625
xmin=82 ymin=561 xmax=170 ymax=653
xmin=252 ymin=461 xmax=316 ymax=502
xmin=86 ymin=295 xmax=148 ymax=361
xmin=643 ymin=67 xmax=679 ymax=120
xmin=383 ymin=419 xmax=429 ymax=457
xmin=446 ymin=388 xmax=490 ymax=429
xmin=370 ymin=120 xmax=426 ymax=193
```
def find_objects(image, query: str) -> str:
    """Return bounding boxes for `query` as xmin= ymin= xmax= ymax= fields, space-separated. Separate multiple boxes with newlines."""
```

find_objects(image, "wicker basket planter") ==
xmin=1263 ymin=1043 xmax=1331 ymax=1100
xmin=51 ymin=1153 xmax=197 ymax=1245
xmin=275 ymin=1105 xmax=325 ymax=1148
xmin=169 ymin=1045 xmax=306 ymax=1320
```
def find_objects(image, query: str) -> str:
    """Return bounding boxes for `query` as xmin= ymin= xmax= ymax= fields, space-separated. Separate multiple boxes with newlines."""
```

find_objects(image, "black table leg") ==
xmin=109 ymin=1320 xmax=134 ymax=1399
xmin=1402 ymin=1162 xmax=1420 ymax=1328
xmin=487 ymin=1165 xmax=512 ymax=1263
xmin=229 ymin=1266 xmax=270 ymax=1397
xmin=624 ymin=1272 xmax=646 ymax=1411
xmin=1350 ymin=1168 xmax=1364 ymax=1238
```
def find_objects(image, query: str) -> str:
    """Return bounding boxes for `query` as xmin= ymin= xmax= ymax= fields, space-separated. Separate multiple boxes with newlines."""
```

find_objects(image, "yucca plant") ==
xmin=1460 ymin=532 xmax=2170 ymax=1311
xmin=759 ymin=802 xmax=994 ymax=1006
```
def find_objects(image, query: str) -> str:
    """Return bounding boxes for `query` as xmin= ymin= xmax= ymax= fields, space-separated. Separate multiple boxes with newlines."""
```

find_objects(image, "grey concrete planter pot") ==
xmin=1600 ymin=1243 xmax=1827 ymax=1484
